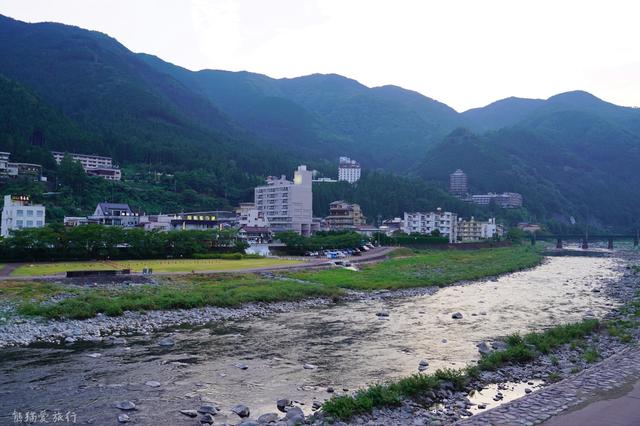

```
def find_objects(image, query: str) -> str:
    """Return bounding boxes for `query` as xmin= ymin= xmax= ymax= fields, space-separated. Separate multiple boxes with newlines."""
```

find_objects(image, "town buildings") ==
xmin=254 ymin=165 xmax=315 ymax=236
xmin=1 ymin=195 xmax=46 ymax=237
xmin=469 ymin=192 xmax=523 ymax=208
xmin=236 ymin=202 xmax=270 ymax=228
xmin=402 ymin=209 xmax=458 ymax=243
xmin=449 ymin=169 xmax=468 ymax=196
xmin=457 ymin=217 xmax=504 ymax=241
xmin=324 ymin=201 xmax=366 ymax=230
xmin=0 ymin=152 xmax=44 ymax=181
xmin=52 ymin=151 xmax=122 ymax=181
xmin=338 ymin=156 xmax=361 ymax=183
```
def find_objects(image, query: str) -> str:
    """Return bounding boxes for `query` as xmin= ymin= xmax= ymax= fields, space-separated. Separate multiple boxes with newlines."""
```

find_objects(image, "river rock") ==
xmin=86 ymin=352 xmax=101 ymax=358
xmin=327 ymin=386 xmax=334 ymax=393
xmin=303 ymin=363 xmax=317 ymax=370
xmin=239 ymin=421 xmax=260 ymax=426
xmin=312 ymin=401 xmax=322 ymax=410
xmin=277 ymin=398 xmax=290 ymax=412
xmin=158 ymin=337 xmax=175 ymax=347
xmin=64 ymin=336 xmax=76 ymax=344
xmin=232 ymin=404 xmax=251 ymax=418
xmin=179 ymin=409 xmax=198 ymax=417
xmin=491 ymin=341 xmax=507 ymax=351
xmin=197 ymin=404 xmax=218 ymax=414
xmin=477 ymin=342 xmax=491 ymax=355
xmin=145 ymin=380 xmax=161 ymax=387
xmin=525 ymin=388 xmax=532 ymax=394
xmin=478 ymin=403 xmax=487 ymax=409
xmin=235 ymin=362 xmax=249 ymax=370
xmin=117 ymin=414 xmax=130 ymax=423
xmin=451 ymin=312 xmax=463 ymax=319
xmin=419 ymin=359 xmax=429 ymax=367
xmin=284 ymin=406 xmax=305 ymax=423
xmin=115 ymin=401 xmax=136 ymax=411
xmin=257 ymin=412 xmax=279 ymax=423
xmin=200 ymin=413 xmax=215 ymax=424
xmin=376 ymin=310 xmax=390 ymax=317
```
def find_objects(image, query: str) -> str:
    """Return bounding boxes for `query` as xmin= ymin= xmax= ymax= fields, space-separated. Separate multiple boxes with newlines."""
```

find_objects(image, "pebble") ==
xmin=452 ymin=312 xmax=463 ymax=319
xmin=235 ymin=363 xmax=249 ymax=370
xmin=86 ymin=352 xmax=101 ymax=358
xmin=276 ymin=398 xmax=290 ymax=412
xmin=179 ymin=409 xmax=198 ymax=418
xmin=197 ymin=404 xmax=218 ymax=414
xmin=117 ymin=414 xmax=130 ymax=423
xmin=200 ymin=413 xmax=215 ymax=424
xmin=145 ymin=381 xmax=161 ymax=387
xmin=115 ymin=401 xmax=136 ymax=411
xmin=257 ymin=412 xmax=279 ymax=423
xmin=376 ymin=311 xmax=390 ymax=317
xmin=303 ymin=363 xmax=317 ymax=370
xmin=158 ymin=337 xmax=175 ymax=347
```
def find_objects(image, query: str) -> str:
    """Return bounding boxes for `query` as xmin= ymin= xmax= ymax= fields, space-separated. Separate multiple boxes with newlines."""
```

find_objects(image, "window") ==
xmin=16 ymin=209 xmax=23 ymax=216
xmin=36 ymin=221 xmax=43 ymax=226
xmin=27 ymin=210 xmax=34 ymax=216
xmin=16 ymin=220 xmax=23 ymax=227
xmin=26 ymin=220 xmax=34 ymax=227
xmin=36 ymin=210 xmax=43 ymax=217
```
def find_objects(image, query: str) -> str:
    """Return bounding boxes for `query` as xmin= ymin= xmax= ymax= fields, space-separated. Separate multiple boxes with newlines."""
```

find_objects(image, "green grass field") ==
xmin=290 ymin=246 xmax=542 ymax=291
xmin=10 ymin=258 xmax=302 ymax=277
xmin=13 ymin=246 xmax=543 ymax=320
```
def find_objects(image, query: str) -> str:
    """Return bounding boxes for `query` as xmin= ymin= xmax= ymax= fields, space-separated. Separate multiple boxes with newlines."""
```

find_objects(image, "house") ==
xmin=89 ymin=203 xmax=139 ymax=227
xmin=238 ymin=226 xmax=273 ymax=244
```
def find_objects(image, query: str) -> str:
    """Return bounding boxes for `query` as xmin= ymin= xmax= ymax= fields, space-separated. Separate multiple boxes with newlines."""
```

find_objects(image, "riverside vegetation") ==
xmin=6 ymin=246 xmax=542 ymax=320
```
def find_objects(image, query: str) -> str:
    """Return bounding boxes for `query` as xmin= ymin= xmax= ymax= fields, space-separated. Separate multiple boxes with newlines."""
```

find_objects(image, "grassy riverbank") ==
xmin=11 ymin=246 xmax=542 ymax=320
xmin=322 ymin=319 xmax=602 ymax=420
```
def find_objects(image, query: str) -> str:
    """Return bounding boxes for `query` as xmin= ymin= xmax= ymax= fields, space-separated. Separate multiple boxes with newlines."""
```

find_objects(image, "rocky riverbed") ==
xmin=0 ymin=252 xmax=635 ymax=426
xmin=337 ymin=250 xmax=640 ymax=426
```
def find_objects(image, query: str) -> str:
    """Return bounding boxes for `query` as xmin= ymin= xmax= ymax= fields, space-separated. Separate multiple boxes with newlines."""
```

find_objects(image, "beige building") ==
xmin=324 ymin=201 xmax=365 ymax=230
xmin=254 ymin=165 xmax=314 ymax=236
xmin=457 ymin=217 xmax=503 ymax=241
xmin=402 ymin=208 xmax=458 ymax=243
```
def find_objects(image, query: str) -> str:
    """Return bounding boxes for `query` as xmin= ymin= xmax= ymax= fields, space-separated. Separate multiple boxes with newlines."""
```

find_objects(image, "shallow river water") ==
xmin=0 ymin=256 xmax=621 ymax=424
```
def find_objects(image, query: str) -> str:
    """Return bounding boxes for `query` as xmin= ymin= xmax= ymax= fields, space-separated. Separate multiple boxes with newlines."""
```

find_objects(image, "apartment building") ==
xmin=449 ymin=169 xmax=468 ymax=196
xmin=338 ymin=156 xmax=361 ymax=183
xmin=402 ymin=208 xmax=458 ymax=243
xmin=52 ymin=151 xmax=121 ymax=181
xmin=324 ymin=201 xmax=365 ymax=230
xmin=236 ymin=202 xmax=270 ymax=228
xmin=1 ymin=195 xmax=46 ymax=237
xmin=254 ymin=165 xmax=314 ymax=236
xmin=457 ymin=217 xmax=503 ymax=241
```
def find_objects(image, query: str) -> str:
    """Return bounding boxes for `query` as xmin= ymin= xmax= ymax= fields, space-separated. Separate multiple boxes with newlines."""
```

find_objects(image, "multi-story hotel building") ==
xmin=1 ymin=195 xmax=46 ymax=237
xmin=254 ymin=165 xmax=314 ymax=236
xmin=52 ymin=151 xmax=121 ymax=181
xmin=449 ymin=169 xmax=468 ymax=196
xmin=324 ymin=201 xmax=366 ymax=230
xmin=469 ymin=192 xmax=523 ymax=208
xmin=402 ymin=208 xmax=458 ymax=243
xmin=338 ymin=156 xmax=361 ymax=183
xmin=457 ymin=217 xmax=503 ymax=241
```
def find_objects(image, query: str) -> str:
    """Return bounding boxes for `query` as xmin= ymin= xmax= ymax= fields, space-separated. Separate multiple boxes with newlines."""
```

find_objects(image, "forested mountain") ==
xmin=0 ymin=14 xmax=639 ymax=229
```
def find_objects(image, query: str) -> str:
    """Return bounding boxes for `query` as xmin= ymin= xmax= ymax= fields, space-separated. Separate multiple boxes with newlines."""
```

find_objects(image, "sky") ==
xmin=1 ymin=0 xmax=639 ymax=112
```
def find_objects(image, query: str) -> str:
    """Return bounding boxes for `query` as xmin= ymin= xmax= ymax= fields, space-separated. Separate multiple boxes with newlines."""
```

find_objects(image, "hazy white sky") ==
xmin=1 ymin=0 xmax=639 ymax=111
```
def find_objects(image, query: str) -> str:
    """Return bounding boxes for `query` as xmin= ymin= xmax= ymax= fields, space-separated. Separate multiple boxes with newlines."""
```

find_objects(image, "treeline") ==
xmin=375 ymin=233 xmax=450 ymax=246
xmin=0 ymin=225 xmax=246 ymax=262
xmin=276 ymin=231 xmax=369 ymax=255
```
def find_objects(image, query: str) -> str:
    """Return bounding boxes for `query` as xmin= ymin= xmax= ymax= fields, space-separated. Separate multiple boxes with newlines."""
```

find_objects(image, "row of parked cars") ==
xmin=304 ymin=243 xmax=376 ymax=259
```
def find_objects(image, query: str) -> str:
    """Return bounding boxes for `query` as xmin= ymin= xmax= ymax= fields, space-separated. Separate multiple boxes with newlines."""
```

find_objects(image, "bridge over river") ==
xmin=530 ymin=232 xmax=639 ymax=250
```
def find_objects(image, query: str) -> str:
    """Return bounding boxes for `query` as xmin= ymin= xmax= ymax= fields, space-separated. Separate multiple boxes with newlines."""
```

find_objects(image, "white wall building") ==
xmin=1 ymin=195 xmax=46 ymax=237
xmin=254 ymin=165 xmax=314 ymax=236
xmin=52 ymin=151 xmax=121 ymax=181
xmin=402 ymin=209 xmax=458 ymax=243
xmin=237 ymin=202 xmax=270 ymax=228
xmin=338 ymin=156 xmax=361 ymax=183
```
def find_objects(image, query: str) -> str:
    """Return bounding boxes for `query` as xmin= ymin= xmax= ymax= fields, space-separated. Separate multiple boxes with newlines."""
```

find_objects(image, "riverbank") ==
xmin=0 ymin=246 xmax=542 ymax=347
xmin=315 ymin=250 xmax=639 ymax=426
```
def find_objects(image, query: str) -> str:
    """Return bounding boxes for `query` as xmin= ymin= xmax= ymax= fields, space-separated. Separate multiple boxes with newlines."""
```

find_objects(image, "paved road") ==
xmin=0 ymin=247 xmax=395 ymax=281
xmin=457 ymin=346 xmax=640 ymax=426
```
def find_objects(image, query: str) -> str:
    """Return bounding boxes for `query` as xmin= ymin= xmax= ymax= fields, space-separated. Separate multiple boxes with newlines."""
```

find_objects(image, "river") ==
xmin=0 ymin=255 xmax=621 ymax=425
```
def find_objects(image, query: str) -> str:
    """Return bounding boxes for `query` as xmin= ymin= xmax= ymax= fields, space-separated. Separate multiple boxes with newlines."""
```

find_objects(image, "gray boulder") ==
xmin=115 ymin=401 xmax=136 ymax=411
xmin=232 ymin=404 xmax=251 ymax=418
xmin=451 ymin=312 xmax=463 ymax=319
xmin=258 ymin=412 xmax=280 ymax=423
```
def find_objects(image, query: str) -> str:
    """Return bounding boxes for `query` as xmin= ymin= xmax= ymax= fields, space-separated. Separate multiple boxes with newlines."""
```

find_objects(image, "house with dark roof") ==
xmin=89 ymin=202 xmax=139 ymax=227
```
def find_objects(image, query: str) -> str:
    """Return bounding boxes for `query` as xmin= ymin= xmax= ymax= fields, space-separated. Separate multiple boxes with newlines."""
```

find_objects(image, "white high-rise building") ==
xmin=338 ymin=156 xmax=361 ymax=183
xmin=254 ymin=165 xmax=314 ymax=236
xmin=401 ymin=208 xmax=458 ymax=243
xmin=52 ymin=151 xmax=121 ymax=181
xmin=1 ymin=195 xmax=46 ymax=237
